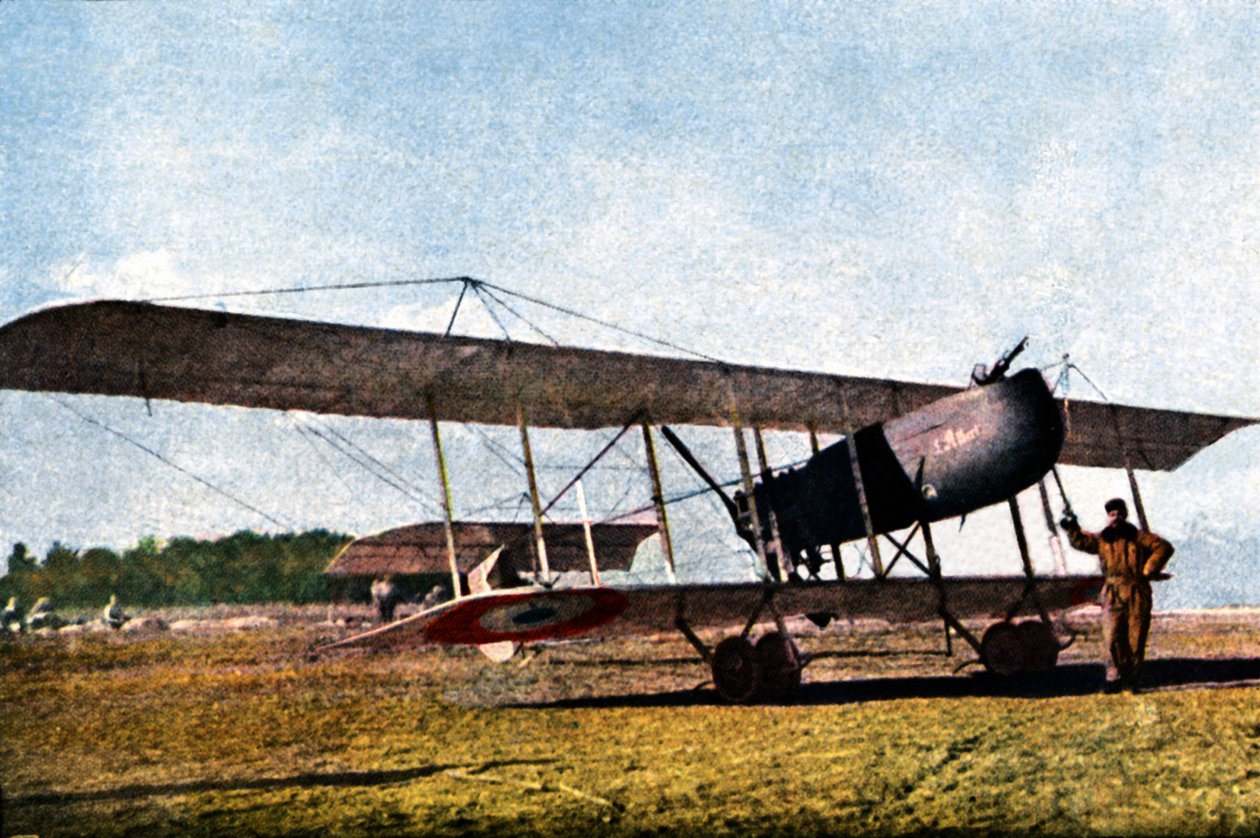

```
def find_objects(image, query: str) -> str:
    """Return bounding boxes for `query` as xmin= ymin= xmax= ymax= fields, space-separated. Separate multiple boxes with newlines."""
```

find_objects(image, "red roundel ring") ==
xmin=424 ymin=588 xmax=629 ymax=644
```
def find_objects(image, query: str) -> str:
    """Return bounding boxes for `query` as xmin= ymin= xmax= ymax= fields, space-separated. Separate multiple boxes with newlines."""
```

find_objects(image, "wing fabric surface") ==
xmin=0 ymin=300 xmax=1251 ymax=470
xmin=319 ymin=576 xmax=1104 ymax=653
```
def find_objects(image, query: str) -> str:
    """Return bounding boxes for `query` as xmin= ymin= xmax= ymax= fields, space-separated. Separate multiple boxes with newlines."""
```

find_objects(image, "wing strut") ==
xmin=426 ymin=399 xmax=462 ymax=600
xmin=753 ymin=426 xmax=790 ymax=580
xmin=575 ymin=480 xmax=600 ymax=585
xmin=730 ymin=407 xmax=771 ymax=581
xmin=641 ymin=422 xmax=677 ymax=583
xmin=808 ymin=427 xmax=845 ymax=580
xmin=1005 ymin=496 xmax=1051 ymax=624
xmin=658 ymin=425 xmax=742 ymax=527
xmin=1109 ymin=403 xmax=1152 ymax=531
xmin=838 ymin=385 xmax=884 ymax=578
xmin=517 ymin=410 xmax=552 ymax=582
xmin=1036 ymin=479 xmax=1068 ymax=575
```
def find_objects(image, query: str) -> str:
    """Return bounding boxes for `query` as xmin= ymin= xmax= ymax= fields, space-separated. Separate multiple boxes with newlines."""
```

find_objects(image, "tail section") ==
xmin=468 ymin=546 xmax=519 ymax=663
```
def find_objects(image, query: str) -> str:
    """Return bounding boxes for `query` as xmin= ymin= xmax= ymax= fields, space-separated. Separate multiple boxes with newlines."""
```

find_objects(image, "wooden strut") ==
xmin=921 ymin=520 xmax=982 ymax=656
xmin=674 ymin=591 xmax=711 ymax=663
xmin=426 ymin=396 xmax=462 ymax=600
xmin=1126 ymin=465 xmax=1151 ymax=532
xmin=730 ymin=408 xmax=772 ymax=581
xmin=808 ymin=427 xmax=845 ymax=580
xmin=753 ymin=426 xmax=789 ymax=580
xmin=575 ymin=479 xmax=600 ymax=586
xmin=1006 ymin=496 xmax=1052 ymax=624
xmin=1108 ymin=403 xmax=1151 ymax=531
xmin=838 ymin=386 xmax=883 ymax=577
xmin=846 ymin=432 xmax=885 ymax=578
xmin=741 ymin=588 xmax=774 ymax=639
xmin=517 ymin=410 xmax=551 ymax=582
xmin=641 ymin=421 xmax=677 ymax=584
xmin=1037 ymin=478 xmax=1069 ymax=575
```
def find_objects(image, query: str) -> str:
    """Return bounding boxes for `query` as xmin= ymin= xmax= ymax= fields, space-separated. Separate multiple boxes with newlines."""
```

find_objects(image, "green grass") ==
xmin=3 ymin=609 xmax=1260 ymax=836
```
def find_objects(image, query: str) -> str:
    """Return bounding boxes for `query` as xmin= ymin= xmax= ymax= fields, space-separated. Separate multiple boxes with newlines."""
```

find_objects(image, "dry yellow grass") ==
xmin=3 ymin=607 xmax=1260 ymax=836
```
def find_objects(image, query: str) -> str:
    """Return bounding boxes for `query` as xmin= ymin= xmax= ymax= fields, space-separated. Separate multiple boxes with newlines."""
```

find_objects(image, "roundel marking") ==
xmin=511 ymin=605 xmax=558 ymax=626
xmin=424 ymin=588 xmax=629 ymax=644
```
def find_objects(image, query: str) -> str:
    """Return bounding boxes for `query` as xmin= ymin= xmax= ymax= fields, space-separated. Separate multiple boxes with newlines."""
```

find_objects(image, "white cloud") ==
xmin=379 ymin=293 xmax=506 ymax=338
xmin=54 ymin=248 xmax=187 ymax=299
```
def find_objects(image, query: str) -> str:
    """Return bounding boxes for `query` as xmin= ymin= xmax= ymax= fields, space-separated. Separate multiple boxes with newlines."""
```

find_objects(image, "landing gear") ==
xmin=1016 ymin=620 xmax=1060 ymax=672
xmin=755 ymin=631 xmax=803 ymax=701
xmin=980 ymin=621 xmax=1022 ymax=676
xmin=708 ymin=632 xmax=803 ymax=704
xmin=980 ymin=619 xmax=1060 ymax=676
xmin=711 ymin=636 xmax=759 ymax=704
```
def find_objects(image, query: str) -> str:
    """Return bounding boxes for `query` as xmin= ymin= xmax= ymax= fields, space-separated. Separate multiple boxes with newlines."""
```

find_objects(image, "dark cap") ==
xmin=1104 ymin=498 xmax=1128 ymax=514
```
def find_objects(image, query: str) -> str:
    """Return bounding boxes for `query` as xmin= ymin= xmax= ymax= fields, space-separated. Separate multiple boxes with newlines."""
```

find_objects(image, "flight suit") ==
xmin=1066 ymin=521 xmax=1174 ymax=686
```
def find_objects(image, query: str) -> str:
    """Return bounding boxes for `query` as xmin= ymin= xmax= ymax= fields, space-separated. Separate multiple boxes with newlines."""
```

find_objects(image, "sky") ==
xmin=1 ymin=2 xmax=1258 ymax=606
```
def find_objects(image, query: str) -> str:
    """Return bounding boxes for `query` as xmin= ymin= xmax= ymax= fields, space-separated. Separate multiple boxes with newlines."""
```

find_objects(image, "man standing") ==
xmin=370 ymin=575 xmax=407 ymax=623
xmin=1061 ymin=498 xmax=1175 ymax=692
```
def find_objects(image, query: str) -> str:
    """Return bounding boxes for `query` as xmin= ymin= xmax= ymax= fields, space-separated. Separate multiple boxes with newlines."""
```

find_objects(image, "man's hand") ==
xmin=1058 ymin=512 xmax=1079 ymax=531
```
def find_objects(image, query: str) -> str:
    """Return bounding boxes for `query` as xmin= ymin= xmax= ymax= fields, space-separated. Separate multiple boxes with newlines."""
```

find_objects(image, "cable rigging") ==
xmin=50 ymin=396 xmax=292 ymax=530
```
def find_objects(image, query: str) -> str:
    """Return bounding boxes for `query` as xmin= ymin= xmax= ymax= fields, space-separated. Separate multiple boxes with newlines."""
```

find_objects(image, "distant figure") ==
xmin=2 ymin=597 xmax=21 ymax=634
xmin=102 ymin=594 xmax=129 ymax=630
xmin=420 ymin=584 xmax=448 ymax=611
xmin=1062 ymin=498 xmax=1175 ymax=693
xmin=25 ymin=597 xmax=63 ymax=631
xmin=370 ymin=575 xmax=407 ymax=623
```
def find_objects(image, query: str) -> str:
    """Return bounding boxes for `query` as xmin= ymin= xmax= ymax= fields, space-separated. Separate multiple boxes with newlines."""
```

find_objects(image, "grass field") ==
xmin=4 ymin=605 xmax=1260 ymax=836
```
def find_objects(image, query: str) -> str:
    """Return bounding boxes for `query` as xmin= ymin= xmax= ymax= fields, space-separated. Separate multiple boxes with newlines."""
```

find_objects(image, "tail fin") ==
xmin=468 ymin=546 xmax=504 ymax=595
xmin=469 ymin=547 xmax=519 ymax=663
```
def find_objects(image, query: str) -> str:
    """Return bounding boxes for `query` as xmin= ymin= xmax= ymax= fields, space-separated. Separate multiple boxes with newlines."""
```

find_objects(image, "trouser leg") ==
xmin=1104 ymin=585 xmax=1135 ymax=684
xmin=1129 ymin=583 xmax=1153 ymax=684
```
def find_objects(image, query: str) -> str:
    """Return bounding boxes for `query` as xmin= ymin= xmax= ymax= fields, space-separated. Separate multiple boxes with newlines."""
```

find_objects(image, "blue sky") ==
xmin=2 ymin=2 xmax=1258 ymax=605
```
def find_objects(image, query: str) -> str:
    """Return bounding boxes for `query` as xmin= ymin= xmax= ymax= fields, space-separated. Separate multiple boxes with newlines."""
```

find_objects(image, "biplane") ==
xmin=0 ymin=297 xmax=1254 ymax=702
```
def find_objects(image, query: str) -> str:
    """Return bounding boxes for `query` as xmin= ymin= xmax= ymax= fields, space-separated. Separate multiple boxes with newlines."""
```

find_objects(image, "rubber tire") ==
xmin=981 ymin=621 xmax=1023 ymax=676
xmin=1016 ymin=620 xmax=1060 ymax=673
xmin=711 ymin=636 xmax=760 ymax=704
xmin=754 ymin=631 xmax=802 ymax=702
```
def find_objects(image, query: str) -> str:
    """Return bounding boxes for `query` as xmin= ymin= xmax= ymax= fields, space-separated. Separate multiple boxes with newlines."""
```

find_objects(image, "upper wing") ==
xmin=1057 ymin=400 xmax=1253 ymax=470
xmin=0 ymin=300 xmax=954 ymax=431
xmin=0 ymin=300 xmax=1251 ymax=470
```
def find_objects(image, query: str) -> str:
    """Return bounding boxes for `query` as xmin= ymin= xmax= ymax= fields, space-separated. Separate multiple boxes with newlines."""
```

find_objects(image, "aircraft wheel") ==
xmin=1016 ymin=620 xmax=1060 ymax=673
xmin=980 ymin=621 xmax=1023 ymax=676
xmin=754 ymin=631 xmax=802 ymax=702
xmin=711 ymin=636 xmax=760 ymax=704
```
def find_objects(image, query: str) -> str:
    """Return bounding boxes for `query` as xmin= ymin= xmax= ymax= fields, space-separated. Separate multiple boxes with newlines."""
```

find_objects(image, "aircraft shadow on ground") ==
xmin=517 ymin=657 xmax=1260 ymax=709
xmin=562 ymin=648 xmax=948 ymax=668
xmin=10 ymin=758 xmax=558 ymax=807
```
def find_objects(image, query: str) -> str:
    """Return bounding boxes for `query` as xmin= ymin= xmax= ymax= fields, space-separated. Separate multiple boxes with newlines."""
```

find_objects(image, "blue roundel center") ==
xmin=511 ymin=604 xmax=558 ymax=626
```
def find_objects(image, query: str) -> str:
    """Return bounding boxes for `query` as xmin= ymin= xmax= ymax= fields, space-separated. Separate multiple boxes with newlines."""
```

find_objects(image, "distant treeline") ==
xmin=0 ymin=530 xmax=359 ymax=608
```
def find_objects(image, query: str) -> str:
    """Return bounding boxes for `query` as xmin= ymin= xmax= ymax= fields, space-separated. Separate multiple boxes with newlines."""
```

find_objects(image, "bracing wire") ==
xmin=470 ymin=283 xmax=515 ymax=340
xmin=299 ymin=421 xmax=443 ymax=515
xmin=308 ymin=418 xmax=441 ymax=505
xmin=469 ymin=425 xmax=526 ymax=476
xmin=140 ymin=276 xmax=469 ymax=303
xmin=50 ymin=396 xmax=292 ymax=530
xmin=475 ymin=283 xmax=561 ymax=346
xmin=478 ymin=280 xmax=723 ymax=362
xmin=288 ymin=421 xmax=373 ymax=530
xmin=138 ymin=273 xmax=720 ymax=367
